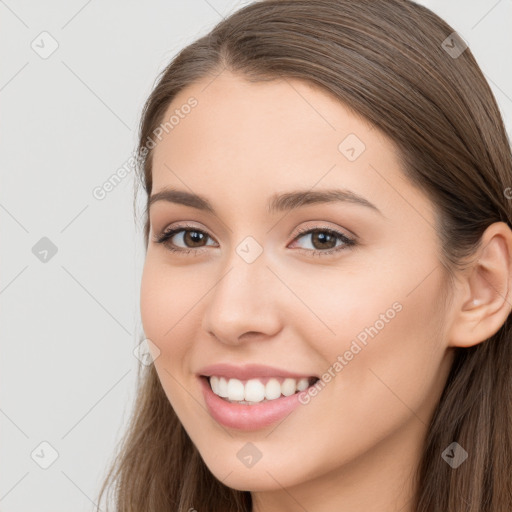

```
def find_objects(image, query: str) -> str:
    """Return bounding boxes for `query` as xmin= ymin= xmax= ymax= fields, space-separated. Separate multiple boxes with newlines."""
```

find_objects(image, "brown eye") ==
xmin=308 ymin=230 xmax=338 ymax=250
xmin=180 ymin=230 xmax=208 ymax=247
xmin=290 ymin=226 xmax=356 ymax=256
xmin=154 ymin=225 xmax=217 ymax=254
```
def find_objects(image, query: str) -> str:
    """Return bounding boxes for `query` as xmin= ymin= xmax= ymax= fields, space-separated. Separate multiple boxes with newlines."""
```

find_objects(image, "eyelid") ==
xmin=153 ymin=221 xmax=214 ymax=241
xmin=291 ymin=222 xmax=355 ymax=240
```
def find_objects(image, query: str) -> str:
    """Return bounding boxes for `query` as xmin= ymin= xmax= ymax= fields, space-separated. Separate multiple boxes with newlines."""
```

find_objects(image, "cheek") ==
xmin=140 ymin=257 xmax=202 ymax=340
xmin=301 ymin=255 xmax=448 ymax=415
xmin=323 ymin=268 xmax=448 ymax=428
xmin=282 ymin=264 xmax=400 ymax=359
xmin=139 ymin=259 xmax=201 ymax=408
xmin=140 ymin=262 xmax=167 ymax=340
xmin=139 ymin=257 xmax=212 ymax=399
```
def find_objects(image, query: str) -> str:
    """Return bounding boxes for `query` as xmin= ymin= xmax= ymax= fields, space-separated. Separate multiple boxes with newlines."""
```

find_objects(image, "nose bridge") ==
xmin=201 ymin=237 xmax=282 ymax=344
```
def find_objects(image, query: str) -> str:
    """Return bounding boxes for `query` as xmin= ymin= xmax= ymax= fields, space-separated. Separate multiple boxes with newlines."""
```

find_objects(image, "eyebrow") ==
xmin=148 ymin=187 xmax=383 ymax=216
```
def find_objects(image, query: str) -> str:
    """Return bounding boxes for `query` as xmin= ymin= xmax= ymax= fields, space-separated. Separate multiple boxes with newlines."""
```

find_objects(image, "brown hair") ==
xmin=97 ymin=1 xmax=512 ymax=510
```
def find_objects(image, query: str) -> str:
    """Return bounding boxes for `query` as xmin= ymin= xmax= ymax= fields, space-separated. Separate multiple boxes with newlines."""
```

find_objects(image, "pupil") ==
xmin=313 ymin=232 xmax=335 ymax=249
xmin=186 ymin=231 xmax=204 ymax=246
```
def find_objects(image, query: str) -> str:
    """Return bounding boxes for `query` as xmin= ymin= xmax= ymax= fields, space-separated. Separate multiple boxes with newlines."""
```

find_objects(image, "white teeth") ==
xmin=244 ymin=379 xmax=266 ymax=402
xmin=217 ymin=377 xmax=229 ymax=397
xmin=227 ymin=378 xmax=245 ymax=401
xmin=281 ymin=378 xmax=297 ymax=396
xmin=210 ymin=375 xmax=220 ymax=395
xmin=297 ymin=378 xmax=309 ymax=391
xmin=265 ymin=378 xmax=282 ymax=400
xmin=208 ymin=376 xmax=315 ymax=403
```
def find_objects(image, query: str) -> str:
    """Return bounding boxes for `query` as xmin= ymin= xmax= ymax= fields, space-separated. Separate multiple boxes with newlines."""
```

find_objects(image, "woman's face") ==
xmin=140 ymin=71 xmax=455 ymax=499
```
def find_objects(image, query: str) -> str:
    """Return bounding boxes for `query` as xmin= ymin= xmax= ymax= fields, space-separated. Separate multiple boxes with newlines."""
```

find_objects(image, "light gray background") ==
xmin=1 ymin=1 xmax=511 ymax=510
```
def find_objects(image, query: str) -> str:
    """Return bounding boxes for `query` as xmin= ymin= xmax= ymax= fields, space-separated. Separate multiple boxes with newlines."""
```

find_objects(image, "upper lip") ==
xmin=197 ymin=363 xmax=318 ymax=381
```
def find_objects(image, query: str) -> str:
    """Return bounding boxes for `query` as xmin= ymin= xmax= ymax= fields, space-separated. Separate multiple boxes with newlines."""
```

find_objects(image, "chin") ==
xmin=200 ymin=453 xmax=307 ymax=492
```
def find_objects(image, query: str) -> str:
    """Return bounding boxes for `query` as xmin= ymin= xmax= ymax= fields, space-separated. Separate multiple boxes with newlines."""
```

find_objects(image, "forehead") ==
xmin=154 ymin=73 xmax=388 ymax=171
xmin=148 ymin=71 xmax=433 ymax=228
xmin=154 ymin=71 xmax=378 ymax=154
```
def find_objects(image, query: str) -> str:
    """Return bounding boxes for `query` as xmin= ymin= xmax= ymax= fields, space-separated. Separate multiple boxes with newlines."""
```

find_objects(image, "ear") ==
xmin=447 ymin=221 xmax=512 ymax=348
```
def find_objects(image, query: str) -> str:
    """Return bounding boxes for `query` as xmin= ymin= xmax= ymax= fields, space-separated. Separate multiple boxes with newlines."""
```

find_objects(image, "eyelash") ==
xmin=153 ymin=223 xmax=357 ymax=257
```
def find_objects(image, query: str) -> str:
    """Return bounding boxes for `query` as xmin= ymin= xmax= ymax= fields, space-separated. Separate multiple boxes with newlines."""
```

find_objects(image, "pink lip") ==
xmin=199 ymin=376 xmax=310 ymax=430
xmin=197 ymin=363 xmax=317 ymax=381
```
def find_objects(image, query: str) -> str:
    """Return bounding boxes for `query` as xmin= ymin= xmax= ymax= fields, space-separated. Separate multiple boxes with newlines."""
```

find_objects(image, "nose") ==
xmin=201 ymin=249 xmax=284 ymax=346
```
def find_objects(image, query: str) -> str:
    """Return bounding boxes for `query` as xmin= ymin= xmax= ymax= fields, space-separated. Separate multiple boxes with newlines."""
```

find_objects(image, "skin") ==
xmin=140 ymin=70 xmax=512 ymax=512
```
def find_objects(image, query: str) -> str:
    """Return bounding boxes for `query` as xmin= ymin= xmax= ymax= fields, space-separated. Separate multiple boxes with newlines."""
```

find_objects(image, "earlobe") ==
xmin=447 ymin=221 xmax=512 ymax=348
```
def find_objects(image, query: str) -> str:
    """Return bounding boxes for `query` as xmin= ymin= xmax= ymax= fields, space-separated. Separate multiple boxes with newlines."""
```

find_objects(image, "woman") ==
xmin=97 ymin=1 xmax=512 ymax=510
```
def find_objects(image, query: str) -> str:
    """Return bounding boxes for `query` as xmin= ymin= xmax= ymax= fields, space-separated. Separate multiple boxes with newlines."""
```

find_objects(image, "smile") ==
xmin=207 ymin=375 xmax=319 ymax=404
xmin=199 ymin=374 xmax=321 ymax=430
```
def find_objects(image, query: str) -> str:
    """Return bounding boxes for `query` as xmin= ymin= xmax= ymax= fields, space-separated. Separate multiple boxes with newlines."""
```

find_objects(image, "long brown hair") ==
xmin=97 ymin=1 xmax=512 ymax=510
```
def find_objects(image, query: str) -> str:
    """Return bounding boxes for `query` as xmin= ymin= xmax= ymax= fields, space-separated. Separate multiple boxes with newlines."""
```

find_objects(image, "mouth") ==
xmin=201 ymin=375 xmax=320 ymax=405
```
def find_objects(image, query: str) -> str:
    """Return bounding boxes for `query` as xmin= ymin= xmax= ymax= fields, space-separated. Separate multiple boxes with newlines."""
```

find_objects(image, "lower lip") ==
xmin=199 ymin=376 xmax=307 ymax=431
